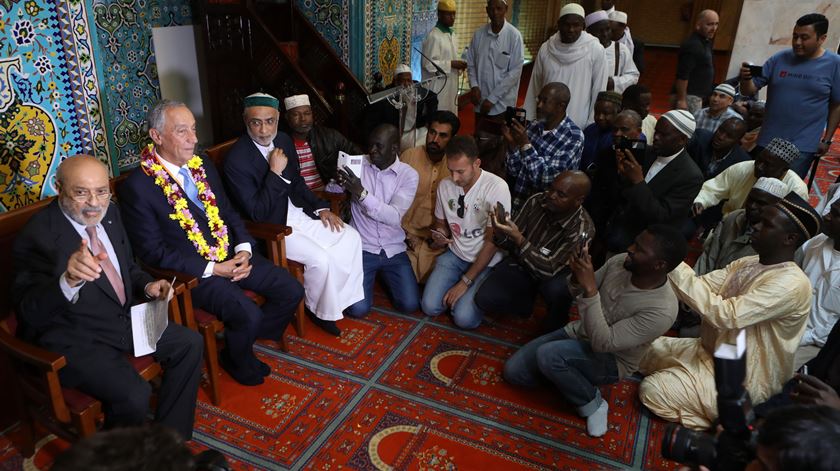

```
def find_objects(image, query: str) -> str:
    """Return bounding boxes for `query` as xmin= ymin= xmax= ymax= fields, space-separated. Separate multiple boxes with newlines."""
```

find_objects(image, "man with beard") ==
xmin=475 ymin=171 xmax=594 ymax=330
xmin=224 ymin=93 xmax=363 ymax=337
xmin=402 ymin=111 xmax=461 ymax=282
xmin=585 ymin=11 xmax=639 ymax=93
xmin=119 ymin=100 xmax=303 ymax=385
xmin=693 ymin=138 xmax=809 ymax=220
xmin=639 ymin=192 xmax=821 ymax=429
xmin=504 ymin=82 xmax=583 ymax=213
xmin=342 ymin=125 xmax=420 ymax=317
xmin=280 ymin=93 xmax=361 ymax=188
xmin=465 ymin=0 xmax=524 ymax=122
xmin=694 ymin=177 xmax=787 ymax=275
xmin=604 ymin=109 xmax=704 ymax=253
xmin=526 ymin=3 xmax=608 ymax=127
xmin=580 ymin=91 xmax=622 ymax=172
xmin=504 ymin=224 xmax=684 ymax=437
xmin=421 ymin=136 xmax=511 ymax=329
xmin=13 ymin=155 xmax=203 ymax=438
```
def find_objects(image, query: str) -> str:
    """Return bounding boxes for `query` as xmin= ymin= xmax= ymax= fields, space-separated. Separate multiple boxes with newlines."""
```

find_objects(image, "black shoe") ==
xmin=253 ymin=358 xmax=271 ymax=377
xmin=219 ymin=351 xmax=264 ymax=386
xmin=307 ymin=311 xmax=341 ymax=336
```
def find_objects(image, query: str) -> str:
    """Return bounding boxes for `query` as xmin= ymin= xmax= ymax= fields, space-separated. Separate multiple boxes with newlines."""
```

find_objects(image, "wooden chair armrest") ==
xmin=140 ymin=264 xmax=199 ymax=290
xmin=245 ymin=221 xmax=292 ymax=242
xmin=0 ymin=327 xmax=66 ymax=372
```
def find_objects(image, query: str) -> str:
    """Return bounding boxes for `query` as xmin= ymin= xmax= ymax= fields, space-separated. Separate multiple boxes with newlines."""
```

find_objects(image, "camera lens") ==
xmin=661 ymin=423 xmax=717 ymax=467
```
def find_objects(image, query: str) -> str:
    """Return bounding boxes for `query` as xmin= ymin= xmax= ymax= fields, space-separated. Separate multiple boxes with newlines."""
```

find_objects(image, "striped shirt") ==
xmin=506 ymin=116 xmax=584 ymax=213
xmin=693 ymin=106 xmax=742 ymax=134
xmin=294 ymin=138 xmax=324 ymax=190
xmin=508 ymin=192 xmax=595 ymax=280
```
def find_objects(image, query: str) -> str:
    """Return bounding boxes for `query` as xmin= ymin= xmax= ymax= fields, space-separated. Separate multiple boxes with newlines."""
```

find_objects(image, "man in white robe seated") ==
xmin=223 ymin=93 xmax=364 ymax=336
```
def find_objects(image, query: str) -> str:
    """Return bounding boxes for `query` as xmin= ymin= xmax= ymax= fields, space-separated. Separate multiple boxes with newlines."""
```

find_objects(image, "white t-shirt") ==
xmin=435 ymin=170 xmax=511 ymax=265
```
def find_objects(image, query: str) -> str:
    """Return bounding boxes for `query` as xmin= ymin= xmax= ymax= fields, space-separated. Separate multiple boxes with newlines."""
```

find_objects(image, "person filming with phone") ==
xmin=475 ymin=171 xmax=594 ymax=332
xmin=503 ymin=224 xmax=685 ymax=437
xmin=503 ymin=82 xmax=584 ymax=214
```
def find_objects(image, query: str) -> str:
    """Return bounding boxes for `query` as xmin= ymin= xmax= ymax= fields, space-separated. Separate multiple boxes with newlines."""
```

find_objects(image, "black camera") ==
xmin=661 ymin=334 xmax=756 ymax=471
xmin=614 ymin=136 xmax=647 ymax=153
xmin=505 ymin=106 xmax=527 ymax=127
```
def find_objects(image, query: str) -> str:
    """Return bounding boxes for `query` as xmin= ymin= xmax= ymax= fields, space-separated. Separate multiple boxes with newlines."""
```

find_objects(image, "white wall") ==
xmin=152 ymin=25 xmax=213 ymax=146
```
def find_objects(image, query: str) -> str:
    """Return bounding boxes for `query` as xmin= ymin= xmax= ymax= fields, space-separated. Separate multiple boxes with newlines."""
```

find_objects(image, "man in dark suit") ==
xmin=223 ymin=93 xmax=363 ymax=336
xmin=605 ymin=109 xmax=704 ymax=252
xmin=12 ymin=155 xmax=203 ymax=439
xmin=118 ymin=100 xmax=303 ymax=386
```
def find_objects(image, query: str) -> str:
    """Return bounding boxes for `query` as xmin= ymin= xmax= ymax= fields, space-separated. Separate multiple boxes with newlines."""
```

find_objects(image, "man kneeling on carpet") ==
xmin=503 ymin=224 xmax=684 ymax=437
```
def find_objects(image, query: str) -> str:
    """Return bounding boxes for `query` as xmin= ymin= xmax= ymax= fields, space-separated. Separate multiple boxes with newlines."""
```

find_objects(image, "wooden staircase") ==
xmin=194 ymin=0 xmax=369 ymax=145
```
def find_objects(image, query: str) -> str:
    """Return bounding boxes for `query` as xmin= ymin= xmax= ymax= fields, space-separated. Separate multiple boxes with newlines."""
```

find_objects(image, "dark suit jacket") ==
xmin=223 ymin=133 xmax=329 ymax=226
xmin=687 ymin=129 xmax=751 ymax=179
xmin=118 ymin=154 xmax=256 ymax=278
xmin=12 ymin=201 xmax=153 ymax=352
xmin=611 ymin=148 xmax=704 ymax=236
xmin=277 ymin=124 xmax=362 ymax=183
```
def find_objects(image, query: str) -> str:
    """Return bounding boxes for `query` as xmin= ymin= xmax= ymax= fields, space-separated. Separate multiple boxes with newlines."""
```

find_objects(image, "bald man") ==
xmin=476 ymin=171 xmax=594 ymax=329
xmin=12 ymin=156 xmax=203 ymax=439
xmin=504 ymin=82 xmax=584 ymax=213
xmin=673 ymin=9 xmax=719 ymax=113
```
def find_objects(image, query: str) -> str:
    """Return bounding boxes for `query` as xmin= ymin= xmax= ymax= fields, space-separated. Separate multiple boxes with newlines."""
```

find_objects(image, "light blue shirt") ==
xmin=466 ymin=21 xmax=525 ymax=116
xmin=59 ymin=206 xmax=122 ymax=303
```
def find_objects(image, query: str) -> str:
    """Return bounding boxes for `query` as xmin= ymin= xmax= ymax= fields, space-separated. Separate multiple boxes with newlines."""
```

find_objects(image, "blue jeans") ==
xmin=345 ymin=251 xmax=420 ymax=318
xmin=421 ymin=249 xmax=492 ymax=329
xmin=504 ymin=329 xmax=619 ymax=417
xmin=790 ymin=151 xmax=817 ymax=180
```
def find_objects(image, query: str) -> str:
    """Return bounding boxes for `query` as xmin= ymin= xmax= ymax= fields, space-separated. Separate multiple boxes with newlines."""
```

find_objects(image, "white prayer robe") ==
xmin=255 ymin=142 xmax=365 ymax=321
xmin=525 ymin=31 xmax=608 ymax=128
xmin=604 ymin=40 xmax=639 ymax=93
xmin=422 ymin=26 xmax=459 ymax=113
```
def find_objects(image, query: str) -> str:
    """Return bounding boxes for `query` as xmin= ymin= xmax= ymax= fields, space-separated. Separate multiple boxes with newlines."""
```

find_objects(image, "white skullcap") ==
xmin=559 ymin=3 xmax=585 ymax=19
xmin=395 ymin=64 xmax=412 ymax=75
xmin=752 ymin=177 xmax=788 ymax=199
xmin=661 ymin=109 xmax=696 ymax=138
xmin=283 ymin=94 xmax=310 ymax=110
xmin=609 ymin=10 xmax=628 ymax=24
xmin=585 ymin=11 xmax=609 ymax=27
xmin=714 ymin=83 xmax=737 ymax=98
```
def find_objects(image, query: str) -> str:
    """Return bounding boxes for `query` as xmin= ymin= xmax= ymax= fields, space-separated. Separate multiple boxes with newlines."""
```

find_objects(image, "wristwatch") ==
xmin=460 ymin=275 xmax=473 ymax=287
xmin=358 ymin=189 xmax=369 ymax=202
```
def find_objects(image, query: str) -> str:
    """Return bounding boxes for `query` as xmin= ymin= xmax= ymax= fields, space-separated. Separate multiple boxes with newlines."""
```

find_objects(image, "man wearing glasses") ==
xmin=421 ymin=135 xmax=511 ymax=329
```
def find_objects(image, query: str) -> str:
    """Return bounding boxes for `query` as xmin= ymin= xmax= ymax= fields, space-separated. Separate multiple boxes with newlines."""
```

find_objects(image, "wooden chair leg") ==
xmin=73 ymin=402 xmax=101 ymax=438
xmin=199 ymin=324 xmax=222 ymax=407
xmin=290 ymin=264 xmax=306 ymax=338
xmin=17 ymin=412 xmax=36 ymax=458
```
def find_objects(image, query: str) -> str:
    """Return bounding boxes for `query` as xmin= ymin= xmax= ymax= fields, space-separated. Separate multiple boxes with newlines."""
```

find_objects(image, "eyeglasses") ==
xmin=247 ymin=117 xmax=277 ymax=128
xmin=69 ymin=188 xmax=111 ymax=202
xmin=457 ymin=194 xmax=465 ymax=218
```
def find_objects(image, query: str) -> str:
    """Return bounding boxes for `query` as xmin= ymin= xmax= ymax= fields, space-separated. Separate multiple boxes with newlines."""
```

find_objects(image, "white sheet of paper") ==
xmin=338 ymin=151 xmax=365 ymax=178
xmin=130 ymin=298 xmax=169 ymax=356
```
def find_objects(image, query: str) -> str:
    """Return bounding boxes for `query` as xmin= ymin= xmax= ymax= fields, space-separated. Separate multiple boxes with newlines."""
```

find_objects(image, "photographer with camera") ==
xmin=639 ymin=192 xmax=822 ymax=430
xmin=503 ymin=224 xmax=684 ymax=437
xmin=503 ymin=82 xmax=583 ymax=214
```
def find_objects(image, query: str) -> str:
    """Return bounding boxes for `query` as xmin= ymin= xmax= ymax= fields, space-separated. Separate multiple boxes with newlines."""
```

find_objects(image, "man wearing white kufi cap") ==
xmin=281 ymin=93 xmax=361 ymax=187
xmin=694 ymin=176 xmax=788 ymax=275
xmin=604 ymin=109 xmax=704 ymax=253
xmin=607 ymin=10 xmax=635 ymax=63
xmin=525 ymin=3 xmax=608 ymax=128
xmin=223 ymin=92 xmax=365 ymax=336
xmin=585 ymin=10 xmax=639 ymax=93
xmin=421 ymin=0 xmax=465 ymax=113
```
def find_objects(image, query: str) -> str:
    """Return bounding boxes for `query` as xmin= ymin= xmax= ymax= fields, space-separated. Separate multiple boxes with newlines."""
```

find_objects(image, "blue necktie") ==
xmin=178 ymin=167 xmax=204 ymax=211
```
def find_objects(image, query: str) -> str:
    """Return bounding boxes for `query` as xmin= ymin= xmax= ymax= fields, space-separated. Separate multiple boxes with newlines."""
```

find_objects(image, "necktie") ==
xmin=86 ymin=226 xmax=126 ymax=305
xmin=178 ymin=167 xmax=204 ymax=211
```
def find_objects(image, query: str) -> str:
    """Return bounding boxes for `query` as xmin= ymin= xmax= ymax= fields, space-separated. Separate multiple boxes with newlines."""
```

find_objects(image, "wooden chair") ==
xmin=0 ymin=197 xmax=179 ymax=457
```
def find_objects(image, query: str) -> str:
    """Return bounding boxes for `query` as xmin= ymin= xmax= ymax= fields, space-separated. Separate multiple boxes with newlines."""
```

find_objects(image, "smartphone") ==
xmin=798 ymin=364 xmax=809 ymax=376
xmin=748 ymin=64 xmax=763 ymax=78
xmin=504 ymin=106 xmax=527 ymax=127
xmin=577 ymin=230 xmax=590 ymax=257
xmin=495 ymin=201 xmax=507 ymax=225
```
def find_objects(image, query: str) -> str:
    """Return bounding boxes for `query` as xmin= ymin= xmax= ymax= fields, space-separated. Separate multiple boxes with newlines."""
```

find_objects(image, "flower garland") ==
xmin=140 ymin=144 xmax=230 ymax=261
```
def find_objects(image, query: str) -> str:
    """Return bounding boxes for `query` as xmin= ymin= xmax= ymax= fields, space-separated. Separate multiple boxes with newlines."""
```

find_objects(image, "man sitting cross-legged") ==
xmin=342 ymin=124 xmax=421 ymax=318
xmin=119 ymin=100 xmax=304 ymax=386
xmin=223 ymin=92 xmax=364 ymax=336
xmin=504 ymin=224 xmax=685 ymax=437
xmin=639 ymin=192 xmax=822 ymax=429
xmin=13 ymin=155 xmax=203 ymax=439
xmin=475 ymin=171 xmax=594 ymax=332
xmin=421 ymin=135 xmax=511 ymax=329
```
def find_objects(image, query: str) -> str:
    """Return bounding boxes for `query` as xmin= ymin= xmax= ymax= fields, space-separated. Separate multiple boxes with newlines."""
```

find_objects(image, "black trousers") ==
xmin=474 ymin=257 xmax=574 ymax=327
xmin=192 ymin=254 xmax=303 ymax=376
xmin=57 ymin=323 xmax=203 ymax=440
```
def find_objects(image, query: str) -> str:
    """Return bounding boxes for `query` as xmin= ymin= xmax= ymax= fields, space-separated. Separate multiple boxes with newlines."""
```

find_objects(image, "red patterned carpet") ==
xmin=3 ymin=49 xmax=840 ymax=470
